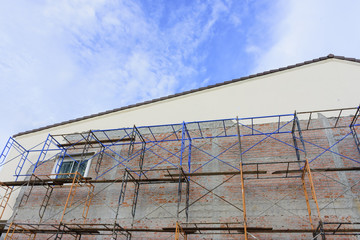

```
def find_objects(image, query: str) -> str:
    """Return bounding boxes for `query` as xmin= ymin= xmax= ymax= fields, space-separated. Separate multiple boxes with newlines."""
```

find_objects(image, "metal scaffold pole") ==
xmin=236 ymin=117 xmax=248 ymax=240
xmin=294 ymin=112 xmax=322 ymax=232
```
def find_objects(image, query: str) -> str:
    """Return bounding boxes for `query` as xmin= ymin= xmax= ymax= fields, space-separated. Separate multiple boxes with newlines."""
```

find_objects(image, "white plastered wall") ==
xmin=1 ymin=58 xmax=360 ymax=220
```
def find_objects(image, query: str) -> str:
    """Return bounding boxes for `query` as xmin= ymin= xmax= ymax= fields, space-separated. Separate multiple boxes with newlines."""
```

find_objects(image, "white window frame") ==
xmin=51 ymin=152 xmax=94 ymax=178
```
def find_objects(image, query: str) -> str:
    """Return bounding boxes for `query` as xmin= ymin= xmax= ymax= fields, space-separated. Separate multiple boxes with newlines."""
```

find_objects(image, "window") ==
xmin=53 ymin=153 xmax=93 ymax=179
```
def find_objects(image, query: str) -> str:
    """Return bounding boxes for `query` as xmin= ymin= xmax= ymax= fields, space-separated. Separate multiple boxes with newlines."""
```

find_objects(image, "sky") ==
xmin=1 ymin=0 xmax=360 ymax=151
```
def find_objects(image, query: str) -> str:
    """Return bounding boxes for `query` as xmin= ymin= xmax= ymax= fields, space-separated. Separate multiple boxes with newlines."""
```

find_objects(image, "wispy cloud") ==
xmin=2 ymin=0 xmax=359 ymax=152
xmin=0 ymin=0 xmax=239 ymax=148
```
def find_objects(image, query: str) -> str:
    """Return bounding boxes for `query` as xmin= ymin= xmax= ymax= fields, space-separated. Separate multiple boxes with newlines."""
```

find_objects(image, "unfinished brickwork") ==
xmin=1 ymin=108 xmax=360 ymax=239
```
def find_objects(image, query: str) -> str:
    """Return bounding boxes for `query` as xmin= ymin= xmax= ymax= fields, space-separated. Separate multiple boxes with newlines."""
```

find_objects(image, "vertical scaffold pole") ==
xmin=292 ymin=112 xmax=301 ymax=163
xmin=185 ymin=123 xmax=191 ymax=223
xmin=7 ymin=138 xmax=29 ymax=181
xmin=60 ymin=172 xmax=79 ymax=223
xmin=236 ymin=117 xmax=248 ymax=240
xmin=0 ymin=137 xmax=15 ymax=165
xmin=301 ymin=169 xmax=314 ymax=229
xmin=180 ymin=122 xmax=186 ymax=167
xmin=33 ymin=134 xmax=53 ymax=173
xmin=305 ymin=158 xmax=322 ymax=220
xmin=295 ymin=112 xmax=322 ymax=229
xmin=177 ymin=167 xmax=182 ymax=220
xmin=175 ymin=221 xmax=180 ymax=240
xmin=177 ymin=122 xmax=187 ymax=220
xmin=0 ymin=184 xmax=13 ymax=219
xmin=175 ymin=221 xmax=187 ymax=240
xmin=350 ymin=106 xmax=360 ymax=154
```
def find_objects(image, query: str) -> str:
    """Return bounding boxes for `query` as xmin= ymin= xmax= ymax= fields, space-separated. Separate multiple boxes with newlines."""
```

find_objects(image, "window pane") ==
xmin=58 ymin=161 xmax=73 ymax=179
xmin=56 ymin=156 xmax=89 ymax=179
xmin=78 ymin=160 xmax=88 ymax=176
xmin=72 ymin=160 xmax=79 ymax=173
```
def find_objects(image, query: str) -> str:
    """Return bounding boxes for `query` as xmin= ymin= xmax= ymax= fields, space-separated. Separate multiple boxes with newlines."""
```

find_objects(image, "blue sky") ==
xmin=1 ymin=0 xmax=360 ymax=150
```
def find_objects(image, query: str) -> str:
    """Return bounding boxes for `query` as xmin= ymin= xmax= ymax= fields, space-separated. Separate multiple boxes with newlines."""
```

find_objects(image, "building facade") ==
xmin=0 ymin=55 xmax=360 ymax=239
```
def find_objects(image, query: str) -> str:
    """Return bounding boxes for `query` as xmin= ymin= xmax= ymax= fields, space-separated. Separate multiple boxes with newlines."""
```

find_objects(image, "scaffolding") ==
xmin=175 ymin=221 xmax=187 ymax=240
xmin=0 ymin=106 xmax=359 ymax=239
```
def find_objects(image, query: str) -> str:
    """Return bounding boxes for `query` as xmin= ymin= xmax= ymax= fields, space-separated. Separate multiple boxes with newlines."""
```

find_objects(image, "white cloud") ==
xmin=251 ymin=0 xmax=360 ymax=73
xmin=0 ymin=0 xmax=235 ymax=149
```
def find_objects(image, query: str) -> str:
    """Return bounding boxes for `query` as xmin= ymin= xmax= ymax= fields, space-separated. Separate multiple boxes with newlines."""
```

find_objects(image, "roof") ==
xmin=14 ymin=54 xmax=360 ymax=137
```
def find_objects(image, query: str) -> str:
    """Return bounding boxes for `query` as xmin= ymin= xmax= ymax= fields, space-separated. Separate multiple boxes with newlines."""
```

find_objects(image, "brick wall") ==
xmin=6 ymin=115 xmax=360 ymax=239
